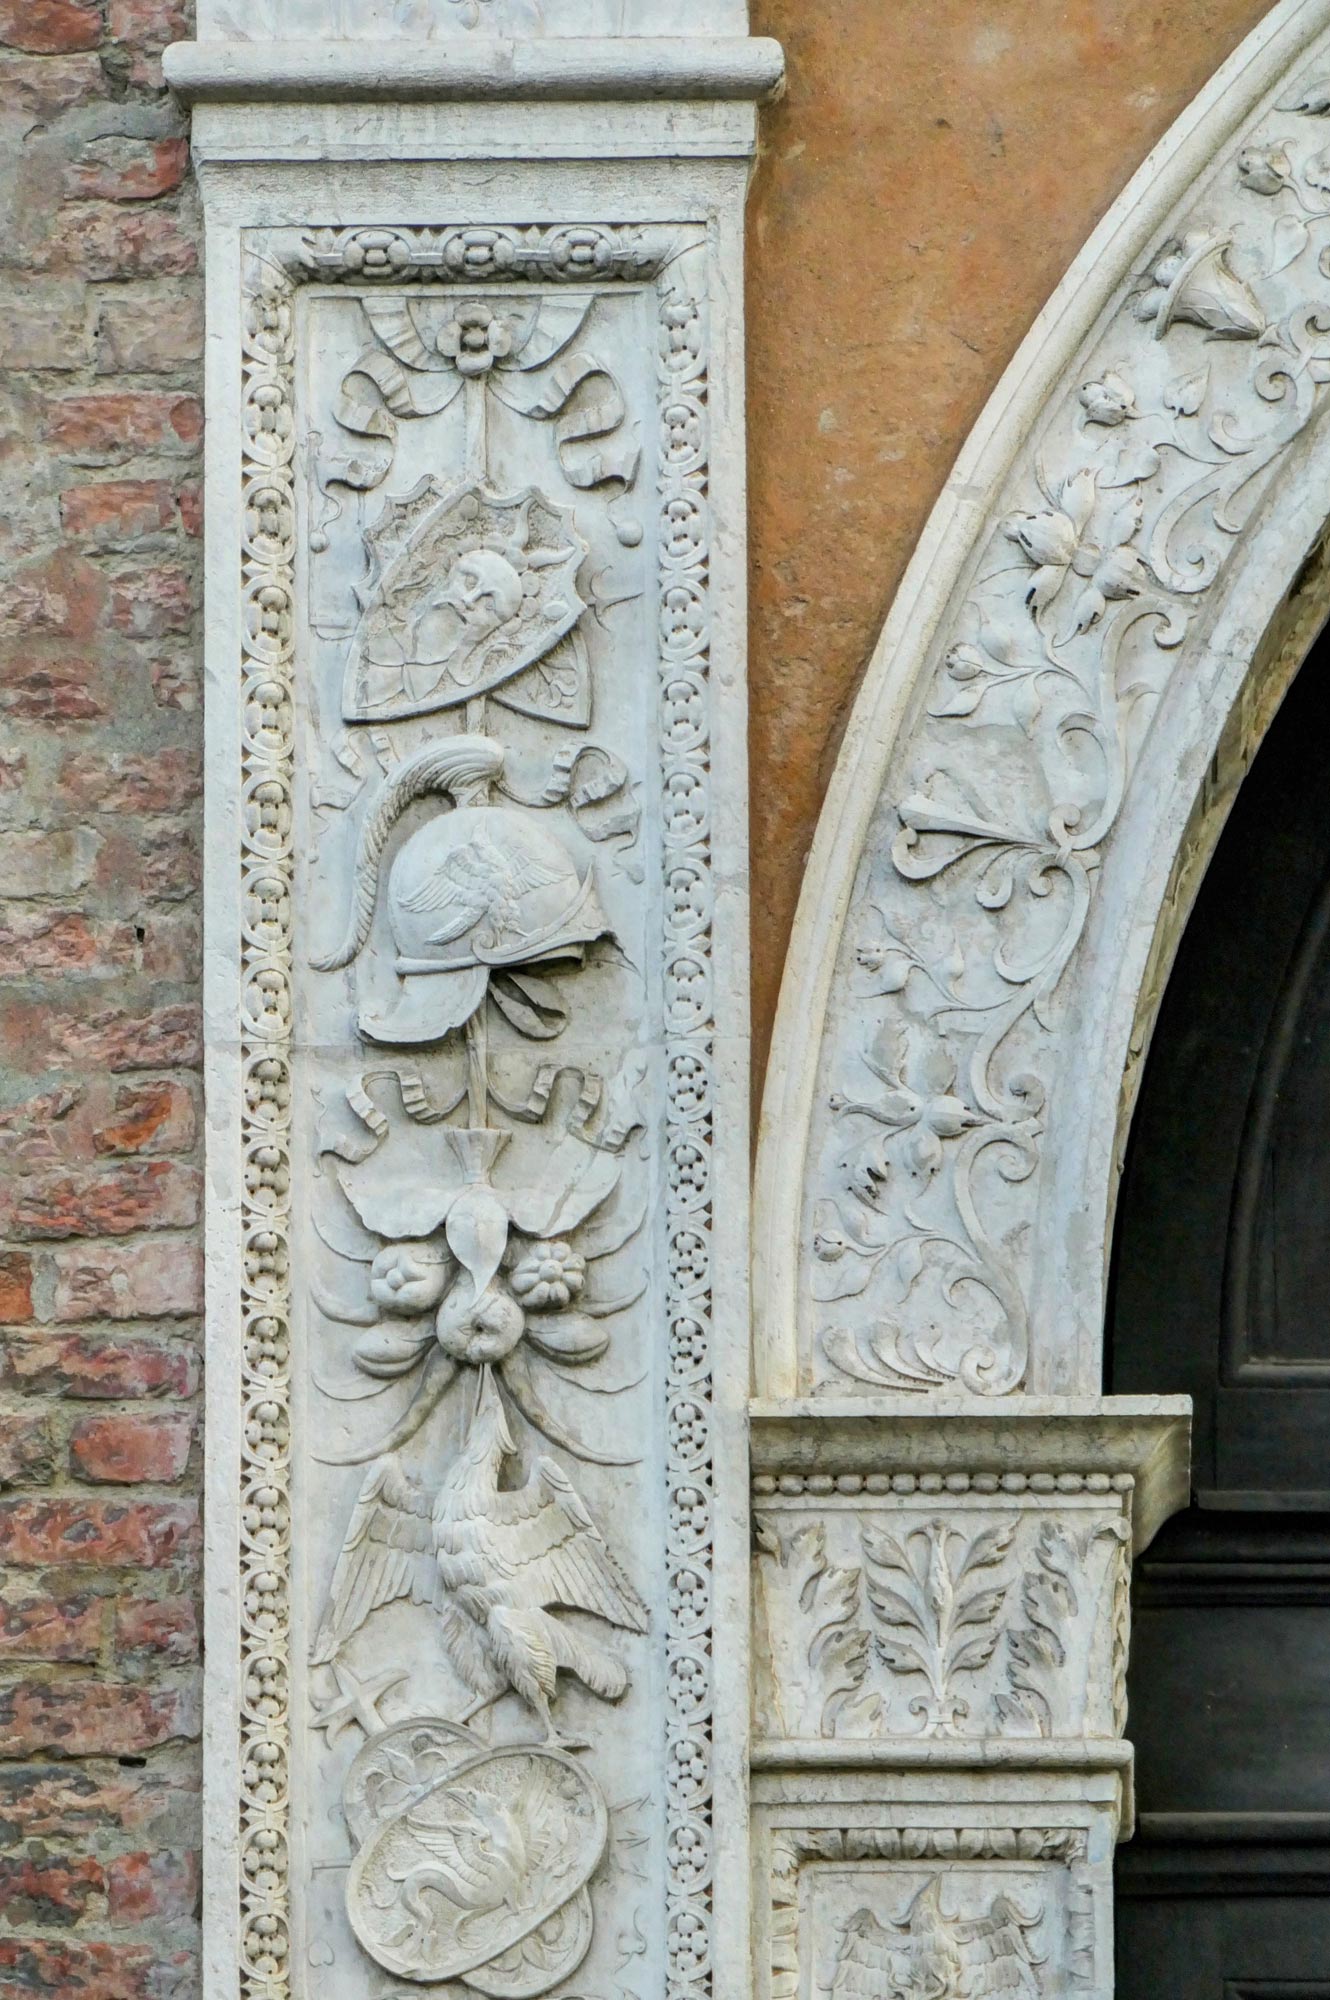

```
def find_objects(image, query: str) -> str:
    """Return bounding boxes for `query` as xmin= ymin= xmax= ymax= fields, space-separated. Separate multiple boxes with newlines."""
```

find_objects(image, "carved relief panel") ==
xmin=753 ymin=1472 xmax=1131 ymax=1747
xmin=232 ymin=222 xmax=725 ymax=2000
xmin=754 ymin=1810 xmax=1107 ymax=2000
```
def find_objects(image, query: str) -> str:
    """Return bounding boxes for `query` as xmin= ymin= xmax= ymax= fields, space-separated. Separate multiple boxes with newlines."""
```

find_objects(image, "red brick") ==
xmin=0 ymin=653 xmax=108 ymax=723
xmin=137 ymin=823 xmax=199 ymax=903
xmin=0 ymin=1591 xmax=102 ymax=1662
xmin=107 ymin=1848 xmax=198 ymax=1925
xmin=148 ymin=655 xmax=197 ymax=711
xmin=136 ymin=912 xmax=201 ymax=982
xmin=0 ymin=1253 xmax=33 ymax=1325
xmin=95 ymin=294 xmax=202 ymax=375
xmin=0 ymin=1160 xmax=201 ymax=1240
xmin=0 ymin=1767 xmax=191 ymax=1843
xmin=0 ymin=288 xmax=89 ymax=373
xmin=108 ymin=0 xmax=188 ymax=50
xmin=60 ymin=747 xmax=201 ymax=814
xmin=60 ymin=478 xmax=176 ymax=550
xmin=0 ymin=1332 xmax=197 ymax=1401
xmin=93 ymin=1081 xmax=196 ymax=1158
xmin=0 ymin=1001 xmax=201 ymax=1075
xmin=51 ymin=1241 xmax=203 ymax=1323
xmin=0 ymin=1938 xmax=195 ymax=2000
xmin=0 ymin=1852 xmax=104 ymax=1929
xmin=0 ymin=1087 xmax=86 ymax=1173
xmin=0 ymin=54 xmax=104 ymax=125
xmin=0 ymin=912 xmax=135 ymax=978
xmin=44 ymin=391 xmax=202 ymax=464
xmin=0 ymin=1681 xmax=199 ymax=1759
xmin=0 ymin=827 xmax=100 ymax=901
xmin=0 ymin=0 xmax=100 ymax=52
xmin=109 ymin=564 xmax=193 ymax=637
xmin=66 ymin=138 xmax=190 ymax=204
xmin=70 ymin=1411 xmax=194 ymax=1484
xmin=42 ymin=207 xmax=198 ymax=283
xmin=0 ymin=1496 xmax=198 ymax=1568
xmin=3 ymin=551 xmax=108 ymax=643
xmin=178 ymin=479 xmax=201 ymax=537
xmin=0 ymin=1411 xmax=55 ymax=1486
xmin=114 ymin=1593 xmax=197 ymax=1665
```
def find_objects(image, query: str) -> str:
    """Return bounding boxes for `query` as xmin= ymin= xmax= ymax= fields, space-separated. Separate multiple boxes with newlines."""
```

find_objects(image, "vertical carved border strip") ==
xmin=237 ymin=251 xmax=298 ymax=2000
xmin=658 ymin=263 xmax=716 ymax=2000
xmin=227 ymin=226 xmax=719 ymax=2000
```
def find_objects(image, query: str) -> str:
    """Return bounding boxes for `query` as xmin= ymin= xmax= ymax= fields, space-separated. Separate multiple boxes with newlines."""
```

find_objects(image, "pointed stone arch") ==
xmin=754 ymin=0 xmax=1330 ymax=1403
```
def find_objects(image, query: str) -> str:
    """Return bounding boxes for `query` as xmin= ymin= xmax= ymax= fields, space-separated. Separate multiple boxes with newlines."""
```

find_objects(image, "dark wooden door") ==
xmin=1110 ymin=645 xmax=1330 ymax=1990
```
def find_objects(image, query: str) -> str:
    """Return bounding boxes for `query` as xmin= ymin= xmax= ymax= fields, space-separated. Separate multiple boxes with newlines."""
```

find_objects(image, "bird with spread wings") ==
xmin=313 ymin=1365 xmax=647 ymax=1747
xmin=830 ymin=1878 xmax=1045 ymax=2000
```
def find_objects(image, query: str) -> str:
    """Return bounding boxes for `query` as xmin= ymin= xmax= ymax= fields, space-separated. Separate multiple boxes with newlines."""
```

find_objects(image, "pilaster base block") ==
xmin=752 ymin=1768 xmax=1123 ymax=2000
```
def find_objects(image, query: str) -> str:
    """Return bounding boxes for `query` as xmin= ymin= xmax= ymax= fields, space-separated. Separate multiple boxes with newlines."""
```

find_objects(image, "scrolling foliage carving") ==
xmin=807 ymin=70 xmax=1330 ymax=1395
xmin=235 ymin=223 xmax=717 ymax=2000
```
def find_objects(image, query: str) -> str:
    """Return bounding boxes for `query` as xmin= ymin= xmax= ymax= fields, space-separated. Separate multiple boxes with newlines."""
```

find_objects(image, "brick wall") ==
xmin=0 ymin=5 xmax=203 ymax=1997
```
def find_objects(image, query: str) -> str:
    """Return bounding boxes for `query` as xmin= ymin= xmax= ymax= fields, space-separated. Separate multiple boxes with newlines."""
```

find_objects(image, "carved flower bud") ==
xmin=812 ymin=1221 xmax=850 ymax=1263
xmin=1078 ymin=371 xmax=1136 ymax=426
xmin=1003 ymin=508 xmax=1077 ymax=569
xmin=368 ymin=1242 xmax=449 ymax=1315
xmin=1236 ymin=143 xmax=1292 ymax=196
xmin=943 ymin=641 xmax=985 ymax=681
xmin=509 ymin=1240 xmax=587 ymax=1310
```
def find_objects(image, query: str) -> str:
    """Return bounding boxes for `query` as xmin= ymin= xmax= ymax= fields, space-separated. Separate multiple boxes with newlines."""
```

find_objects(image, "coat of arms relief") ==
xmin=280 ymin=239 xmax=705 ymax=2000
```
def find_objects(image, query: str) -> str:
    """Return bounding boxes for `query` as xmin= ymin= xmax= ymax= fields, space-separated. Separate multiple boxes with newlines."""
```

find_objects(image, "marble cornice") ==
xmin=164 ymin=35 xmax=785 ymax=106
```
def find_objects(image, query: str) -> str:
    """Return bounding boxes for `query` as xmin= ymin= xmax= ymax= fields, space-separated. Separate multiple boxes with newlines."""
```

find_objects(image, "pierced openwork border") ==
xmin=233 ymin=223 xmax=716 ymax=2000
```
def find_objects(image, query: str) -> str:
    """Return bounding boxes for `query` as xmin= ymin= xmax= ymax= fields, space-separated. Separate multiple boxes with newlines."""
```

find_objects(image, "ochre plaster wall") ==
xmin=746 ymin=0 xmax=1273 ymax=1081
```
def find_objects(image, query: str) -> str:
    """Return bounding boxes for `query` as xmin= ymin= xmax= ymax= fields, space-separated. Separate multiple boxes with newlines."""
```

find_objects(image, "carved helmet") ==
xmin=312 ymin=735 xmax=608 ymax=1045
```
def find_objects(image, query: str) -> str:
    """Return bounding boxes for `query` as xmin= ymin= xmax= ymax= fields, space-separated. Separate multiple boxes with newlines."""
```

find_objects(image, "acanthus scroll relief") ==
xmin=806 ymin=65 xmax=1330 ymax=1396
xmin=234 ymin=223 xmax=717 ymax=2000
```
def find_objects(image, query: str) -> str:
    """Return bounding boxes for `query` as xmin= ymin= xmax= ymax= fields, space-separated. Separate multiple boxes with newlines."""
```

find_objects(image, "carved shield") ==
xmin=344 ymin=1736 xmax=608 ymax=1992
xmin=345 ymin=480 xmax=590 ymax=723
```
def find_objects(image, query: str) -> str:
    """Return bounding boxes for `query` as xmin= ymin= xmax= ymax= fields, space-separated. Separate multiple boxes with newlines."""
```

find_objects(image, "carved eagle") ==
xmin=830 ymin=1878 xmax=1045 ymax=2000
xmin=313 ymin=1368 xmax=647 ymax=1743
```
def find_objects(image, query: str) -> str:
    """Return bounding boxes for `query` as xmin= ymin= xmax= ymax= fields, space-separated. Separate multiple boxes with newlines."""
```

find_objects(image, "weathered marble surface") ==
xmin=184 ymin=13 xmax=772 ymax=1999
xmin=198 ymin=0 xmax=749 ymax=37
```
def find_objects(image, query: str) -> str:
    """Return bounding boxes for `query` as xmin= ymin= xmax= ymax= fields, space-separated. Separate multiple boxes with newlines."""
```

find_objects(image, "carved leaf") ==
xmin=872 ymin=1635 xmax=929 ymax=1679
xmin=948 ymin=1629 xmax=1002 ymax=1677
xmin=953 ymin=1584 xmax=1008 ymax=1631
xmin=958 ymin=1522 xmax=1017 ymax=1576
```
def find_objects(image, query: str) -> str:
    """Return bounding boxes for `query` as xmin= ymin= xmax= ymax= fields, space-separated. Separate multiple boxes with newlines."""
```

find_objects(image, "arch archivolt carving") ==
xmin=755 ymin=0 xmax=1330 ymax=1402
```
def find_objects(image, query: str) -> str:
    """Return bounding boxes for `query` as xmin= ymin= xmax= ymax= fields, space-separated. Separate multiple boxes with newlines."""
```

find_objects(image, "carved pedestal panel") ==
xmin=749 ymin=1404 xmax=1189 ymax=2000
xmin=179 ymin=13 xmax=778 ymax=1999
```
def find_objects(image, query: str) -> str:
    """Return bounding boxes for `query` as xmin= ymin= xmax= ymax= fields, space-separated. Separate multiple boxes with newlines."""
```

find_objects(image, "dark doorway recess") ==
xmin=1110 ymin=642 xmax=1330 ymax=1988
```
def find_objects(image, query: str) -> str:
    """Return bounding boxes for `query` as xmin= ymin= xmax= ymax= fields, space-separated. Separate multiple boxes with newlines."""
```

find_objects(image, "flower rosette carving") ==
xmin=809 ymin=100 xmax=1330 ymax=1398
